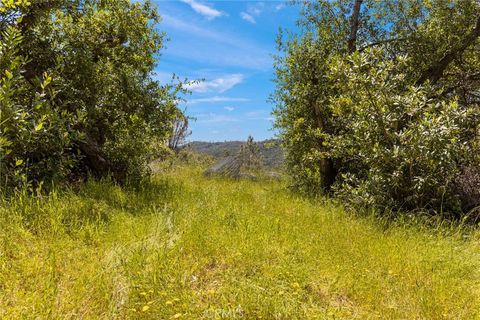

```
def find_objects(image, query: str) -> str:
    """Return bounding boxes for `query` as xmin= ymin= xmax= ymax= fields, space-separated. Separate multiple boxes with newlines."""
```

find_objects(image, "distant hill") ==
xmin=186 ymin=139 xmax=284 ymax=168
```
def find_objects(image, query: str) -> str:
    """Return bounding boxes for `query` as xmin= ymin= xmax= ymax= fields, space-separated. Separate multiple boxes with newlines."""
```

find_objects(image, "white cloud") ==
xmin=224 ymin=106 xmax=235 ymax=111
xmin=160 ymin=14 xmax=272 ymax=70
xmin=186 ymin=74 xmax=243 ymax=93
xmin=240 ymin=2 xmax=265 ymax=24
xmin=161 ymin=15 xmax=236 ymax=46
xmin=249 ymin=4 xmax=263 ymax=16
xmin=187 ymin=96 xmax=250 ymax=105
xmin=240 ymin=12 xmax=256 ymax=24
xmin=245 ymin=110 xmax=274 ymax=121
xmin=275 ymin=3 xmax=286 ymax=11
xmin=246 ymin=110 xmax=265 ymax=117
xmin=180 ymin=0 xmax=223 ymax=20
xmin=196 ymin=113 xmax=238 ymax=123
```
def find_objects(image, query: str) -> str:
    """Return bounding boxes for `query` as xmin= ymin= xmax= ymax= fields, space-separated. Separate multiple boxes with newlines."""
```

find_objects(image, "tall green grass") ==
xmin=0 ymin=166 xmax=479 ymax=319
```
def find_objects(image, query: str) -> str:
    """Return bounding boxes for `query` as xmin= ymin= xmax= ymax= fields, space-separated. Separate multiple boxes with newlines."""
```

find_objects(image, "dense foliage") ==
xmin=0 ymin=0 xmax=182 ymax=190
xmin=273 ymin=0 xmax=480 ymax=216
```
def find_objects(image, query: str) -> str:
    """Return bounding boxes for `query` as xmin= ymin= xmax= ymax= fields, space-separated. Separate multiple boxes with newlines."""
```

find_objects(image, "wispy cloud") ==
xmin=160 ymin=14 xmax=272 ymax=70
xmin=186 ymin=74 xmax=243 ymax=93
xmin=187 ymin=96 xmax=250 ymax=105
xmin=275 ymin=3 xmax=286 ymax=11
xmin=180 ymin=0 xmax=223 ymax=20
xmin=196 ymin=113 xmax=239 ymax=123
xmin=240 ymin=2 xmax=265 ymax=24
xmin=249 ymin=3 xmax=264 ymax=16
xmin=224 ymin=106 xmax=235 ymax=111
xmin=246 ymin=110 xmax=265 ymax=117
xmin=161 ymin=14 xmax=261 ymax=50
xmin=245 ymin=109 xmax=274 ymax=121
xmin=240 ymin=12 xmax=256 ymax=24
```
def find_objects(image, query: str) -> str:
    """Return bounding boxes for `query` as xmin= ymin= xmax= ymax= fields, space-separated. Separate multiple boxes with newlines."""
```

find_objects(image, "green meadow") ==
xmin=1 ymin=165 xmax=479 ymax=319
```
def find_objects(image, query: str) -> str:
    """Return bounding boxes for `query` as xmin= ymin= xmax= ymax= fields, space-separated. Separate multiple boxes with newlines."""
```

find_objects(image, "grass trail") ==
xmin=1 ymin=166 xmax=479 ymax=319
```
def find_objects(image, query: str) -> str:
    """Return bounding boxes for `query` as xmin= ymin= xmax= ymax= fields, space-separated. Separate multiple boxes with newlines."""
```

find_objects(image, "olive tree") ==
xmin=0 ymin=0 xmax=183 ymax=189
xmin=273 ymin=0 xmax=480 ymax=215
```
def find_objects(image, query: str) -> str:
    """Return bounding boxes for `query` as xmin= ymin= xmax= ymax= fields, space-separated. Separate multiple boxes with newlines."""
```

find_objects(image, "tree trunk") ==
xmin=348 ymin=0 xmax=363 ymax=53
xmin=312 ymin=101 xmax=337 ymax=192
xmin=76 ymin=137 xmax=126 ymax=184
xmin=314 ymin=0 xmax=363 ymax=192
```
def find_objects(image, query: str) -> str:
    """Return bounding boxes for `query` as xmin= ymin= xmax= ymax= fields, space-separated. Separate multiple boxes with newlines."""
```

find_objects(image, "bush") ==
xmin=327 ymin=50 xmax=479 ymax=215
xmin=453 ymin=167 xmax=480 ymax=215
xmin=0 ymin=1 xmax=183 ymax=190
xmin=272 ymin=0 xmax=480 ymax=217
xmin=0 ymin=27 xmax=77 ymax=190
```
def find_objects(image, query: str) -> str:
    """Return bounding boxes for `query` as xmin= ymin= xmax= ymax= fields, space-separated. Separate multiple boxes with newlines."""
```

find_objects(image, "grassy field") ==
xmin=1 ymin=165 xmax=479 ymax=319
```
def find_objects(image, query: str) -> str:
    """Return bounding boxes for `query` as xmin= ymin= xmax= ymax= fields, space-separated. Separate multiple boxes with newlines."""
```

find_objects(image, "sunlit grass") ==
xmin=0 ymin=165 xmax=479 ymax=319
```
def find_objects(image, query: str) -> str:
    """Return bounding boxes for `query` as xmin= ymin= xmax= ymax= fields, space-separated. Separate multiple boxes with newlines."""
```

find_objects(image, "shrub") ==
xmin=327 ymin=50 xmax=479 ymax=215
xmin=453 ymin=167 xmax=480 ymax=215
xmin=0 ymin=26 xmax=77 ymax=190
xmin=0 ymin=1 xmax=183 ymax=190
xmin=273 ymin=0 xmax=480 ymax=216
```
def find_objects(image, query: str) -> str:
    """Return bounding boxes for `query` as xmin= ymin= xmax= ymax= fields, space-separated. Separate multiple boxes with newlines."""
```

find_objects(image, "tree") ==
xmin=238 ymin=136 xmax=263 ymax=172
xmin=168 ymin=111 xmax=192 ymax=151
xmin=327 ymin=49 xmax=477 ymax=213
xmin=0 ymin=0 xmax=183 ymax=188
xmin=204 ymin=136 xmax=264 ymax=179
xmin=273 ymin=0 xmax=480 ymax=215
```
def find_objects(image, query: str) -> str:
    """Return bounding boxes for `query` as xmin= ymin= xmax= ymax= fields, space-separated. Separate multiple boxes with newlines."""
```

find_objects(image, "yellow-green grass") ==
xmin=1 ymin=166 xmax=479 ymax=319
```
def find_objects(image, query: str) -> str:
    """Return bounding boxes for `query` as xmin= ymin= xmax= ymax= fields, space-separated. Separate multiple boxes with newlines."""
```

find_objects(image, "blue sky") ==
xmin=152 ymin=0 xmax=300 ymax=141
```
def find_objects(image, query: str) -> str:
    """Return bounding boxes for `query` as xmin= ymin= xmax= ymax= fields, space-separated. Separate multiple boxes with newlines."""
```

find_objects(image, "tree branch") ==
xmin=358 ymin=37 xmax=408 ymax=52
xmin=416 ymin=15 xmax=480 ymax=86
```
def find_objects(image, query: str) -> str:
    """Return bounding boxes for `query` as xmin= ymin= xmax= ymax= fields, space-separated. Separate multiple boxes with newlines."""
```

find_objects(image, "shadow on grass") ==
xmin=1 ymin=175 xmax=183 ymax=236
xmin=76 ymin=176 xmax=182 ymax=213
xmin=286 ymin=185 xmax=480 ymax=237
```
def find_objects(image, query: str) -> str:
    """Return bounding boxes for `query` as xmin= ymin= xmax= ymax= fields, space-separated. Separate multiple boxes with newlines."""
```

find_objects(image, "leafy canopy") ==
xmin=273 ymin=0 xmax=480 ymax=216
xmin=0 ymin=0 xmax=184 ymax=189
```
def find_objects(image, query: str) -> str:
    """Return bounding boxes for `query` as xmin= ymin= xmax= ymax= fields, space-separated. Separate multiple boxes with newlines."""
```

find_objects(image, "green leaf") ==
xmin=43 ymin=72 xmax=52 ymax=86
xmin=15 ymin=159 xmax=23 ymax=166
xmin=35 ymin=122 xmax=43 ymax=131
xmin=5 ymin=70 xmax=13 ymax=79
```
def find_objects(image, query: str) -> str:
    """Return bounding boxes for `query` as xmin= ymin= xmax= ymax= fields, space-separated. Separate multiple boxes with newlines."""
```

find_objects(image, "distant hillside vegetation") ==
xmin=186 ymin=139 xmax=284 ymax=168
